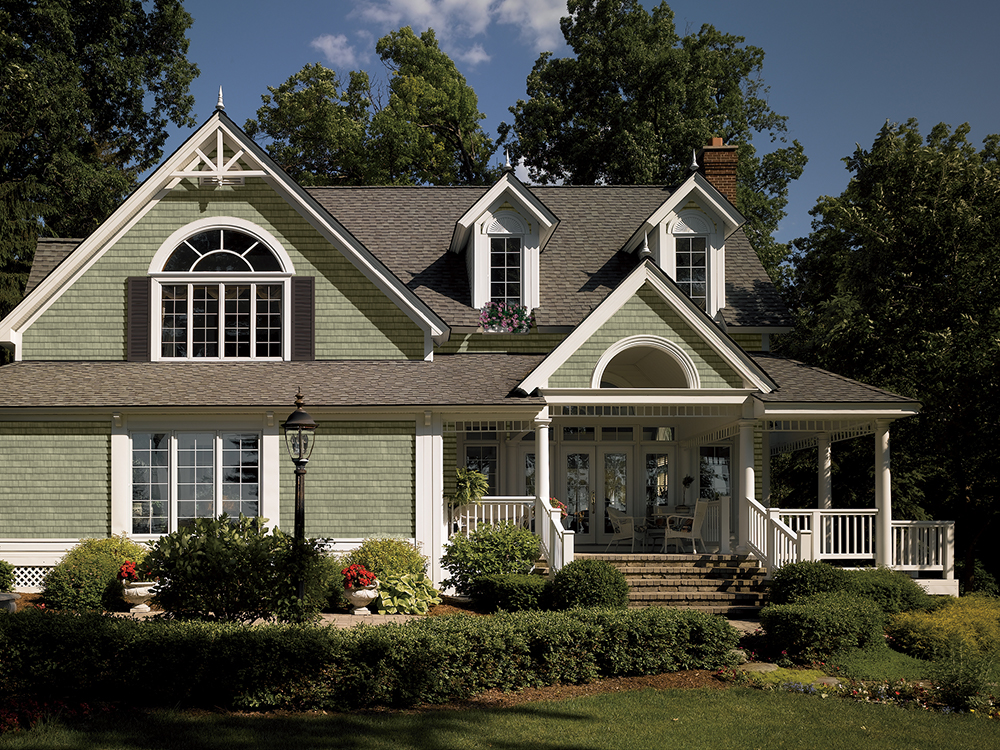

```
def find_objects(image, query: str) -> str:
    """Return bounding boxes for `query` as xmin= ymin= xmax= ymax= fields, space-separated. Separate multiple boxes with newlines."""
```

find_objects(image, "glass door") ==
xmin=563 ymin=448 xmax=595 ymax=544
xmin=599 ymin=448 xmax=630 ymax=546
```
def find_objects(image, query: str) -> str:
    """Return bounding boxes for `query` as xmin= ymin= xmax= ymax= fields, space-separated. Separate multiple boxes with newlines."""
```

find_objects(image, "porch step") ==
xmin=578 ymin=553 xmax=769 ymax=616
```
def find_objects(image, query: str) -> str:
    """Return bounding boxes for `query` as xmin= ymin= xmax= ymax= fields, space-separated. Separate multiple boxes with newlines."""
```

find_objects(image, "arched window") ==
xmin=149 ymin=222 xmax=294 ymax=360
xmin=592 ymin=336 xmax=701 ymax=389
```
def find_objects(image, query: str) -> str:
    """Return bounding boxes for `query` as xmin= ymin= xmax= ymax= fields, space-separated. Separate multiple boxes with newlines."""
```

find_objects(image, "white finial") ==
xmin=216 ymin=86 xmax=225 ymax=111
xmin=505 ymin=148 xmax=511 ymax=169
xmin=639 ymin=232 xmax=652 ymax=258
xmin=690 ymin=149 xmax=698 ymax=171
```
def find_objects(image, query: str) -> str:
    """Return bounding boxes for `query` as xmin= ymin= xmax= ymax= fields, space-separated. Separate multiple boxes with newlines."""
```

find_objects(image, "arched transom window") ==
xmin=155 ymin=227 xmax=290 ymax=360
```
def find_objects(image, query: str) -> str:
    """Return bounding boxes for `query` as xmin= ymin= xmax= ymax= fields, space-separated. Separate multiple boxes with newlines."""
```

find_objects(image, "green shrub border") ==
xmin=0 ymin=608 xmax=738 ymax=710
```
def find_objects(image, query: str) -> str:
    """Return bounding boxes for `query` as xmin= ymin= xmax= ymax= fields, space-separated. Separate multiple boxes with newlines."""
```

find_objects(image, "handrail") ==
xmin=892 ymin=520 xmax=954 ymax=574
xmin=771 ymin=508 xmax=876 ymax=561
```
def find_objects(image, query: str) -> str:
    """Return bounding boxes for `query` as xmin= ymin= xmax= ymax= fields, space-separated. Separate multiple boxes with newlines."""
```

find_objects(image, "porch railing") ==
xmin=771 ymin=508 xmax=877 ymax=562
xmin=748 ymin=497 xmax=808 ymax=573
xmin=449 ymin=496 xmax=574 ymax=575
xmin=892 ymin=520 xmax=954 ymax=573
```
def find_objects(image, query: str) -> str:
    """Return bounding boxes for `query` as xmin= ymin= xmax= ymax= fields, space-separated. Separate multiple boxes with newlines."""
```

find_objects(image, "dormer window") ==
xmin=147 ymin=219 xmax=296 ymax=361
xmin=675 ymin=236 xmax=707 ymax=310
xmin=490 ymin=236 xmax=522 ymax=304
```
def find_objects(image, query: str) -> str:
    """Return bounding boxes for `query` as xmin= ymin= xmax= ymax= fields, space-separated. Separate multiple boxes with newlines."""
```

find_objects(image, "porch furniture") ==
xmin=661 ymin=499 xmax=712 ymax=553
xmin=606 ymin=508 xmax=646 ymax=553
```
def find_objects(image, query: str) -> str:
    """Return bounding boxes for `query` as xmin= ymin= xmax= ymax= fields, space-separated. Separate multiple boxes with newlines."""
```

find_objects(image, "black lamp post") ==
xmin=284 ymin=389 xmax=317 ymax=600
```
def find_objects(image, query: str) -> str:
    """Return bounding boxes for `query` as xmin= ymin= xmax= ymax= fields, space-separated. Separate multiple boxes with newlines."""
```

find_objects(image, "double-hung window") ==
xmin=131 ymin=431 xmax=261 ymax=534
xmin=490 ymin=236 xmax=522 ymax=305
xmin=675 ymin=236 xmax=708 ymax=310
xmin=155 ymin=228 xmax=289 ymax=360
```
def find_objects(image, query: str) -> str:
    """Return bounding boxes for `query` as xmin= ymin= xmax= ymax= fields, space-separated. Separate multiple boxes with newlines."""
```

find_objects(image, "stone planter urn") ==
xmin=0 ymin=592 xmax=21 ymax=614
xmin=122 ymin=581 xmax=156 ymax=614
xmin=345 ymin=583 xmax=379 ymax=616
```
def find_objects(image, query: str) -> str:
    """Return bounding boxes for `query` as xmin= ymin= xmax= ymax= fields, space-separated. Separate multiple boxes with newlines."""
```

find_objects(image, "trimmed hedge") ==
xmin=769 ymin=561 xmax=934 ymax=614
xmin=474 ymin=574 xmax=550 ymax=612
xmin=760 ymin=591 xmax=887 ymax=661
xmin=551 ymin=559 xmax=629 ymax=609
xmin=0 ymin=607 xmax=739 ymax=710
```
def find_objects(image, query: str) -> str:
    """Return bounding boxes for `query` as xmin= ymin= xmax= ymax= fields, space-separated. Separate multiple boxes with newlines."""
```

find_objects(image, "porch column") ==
xmin=875 ymin=419 xmax=893 ymax=567
xmin=818 ymin=433 xmax=832 ymax=509
xmin=736 ymin=419 xmax=755 ymax=554
xmin=761 ymin=431 xmax=771 ymax=507
xmin=534 ymin=414 xmax=552 ymax=558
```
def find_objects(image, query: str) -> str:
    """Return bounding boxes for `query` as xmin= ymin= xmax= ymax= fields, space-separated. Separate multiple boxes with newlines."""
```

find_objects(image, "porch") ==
xmin=451 ymin=496 xmax=957 ymax=595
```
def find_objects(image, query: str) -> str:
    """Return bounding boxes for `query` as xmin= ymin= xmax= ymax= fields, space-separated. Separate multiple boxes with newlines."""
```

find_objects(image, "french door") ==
xmin=562 ymin=447 xmax=631 ymax=547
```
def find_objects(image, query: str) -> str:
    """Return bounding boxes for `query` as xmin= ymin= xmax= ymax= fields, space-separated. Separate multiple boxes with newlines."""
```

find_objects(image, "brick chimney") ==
xmin=698 ymin=137 xmax=738 ymax=205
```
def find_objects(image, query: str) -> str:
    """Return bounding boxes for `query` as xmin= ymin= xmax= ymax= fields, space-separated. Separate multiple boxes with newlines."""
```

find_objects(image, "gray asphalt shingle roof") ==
xmin=751 ymin=354 xmax=917 ymax=404
xmin=0 ymin=355 xmax=547 ymax=409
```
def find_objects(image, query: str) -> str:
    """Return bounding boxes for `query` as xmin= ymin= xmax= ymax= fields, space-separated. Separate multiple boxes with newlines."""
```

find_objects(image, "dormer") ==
xmin=623 ymin=157 xmax=744 ymax=320
xmin=450 ymin=173 xmax=558 ymax=311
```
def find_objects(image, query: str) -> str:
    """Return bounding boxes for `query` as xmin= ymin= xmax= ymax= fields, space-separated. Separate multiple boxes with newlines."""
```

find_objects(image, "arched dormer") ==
xmin=591 ymin=336 xmax=701 ymax=389
xmin=451 ymin=173 xmax=558 ymax=312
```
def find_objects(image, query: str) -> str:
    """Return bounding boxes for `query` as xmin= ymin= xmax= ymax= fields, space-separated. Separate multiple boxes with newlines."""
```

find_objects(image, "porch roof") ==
xmin=0 ymin=354 xmax=547 ymax=410
xmin=750 ymin=354 xmax=918 ymax=405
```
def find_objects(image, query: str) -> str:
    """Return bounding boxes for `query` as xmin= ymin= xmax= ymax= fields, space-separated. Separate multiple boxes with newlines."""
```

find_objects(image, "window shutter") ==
xmin=127 ymin=277 xmax=151 ymax=362
xmin=290 ymin=276 xmax=315 ymax=361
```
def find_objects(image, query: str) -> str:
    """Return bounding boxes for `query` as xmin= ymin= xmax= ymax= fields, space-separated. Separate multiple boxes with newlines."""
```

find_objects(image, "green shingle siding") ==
xmin=549 ymin=286 xmax=743 ymax=388
xmin=0 ymin=422 xmax=110 ymax=538
xmin=437 ymin=332 xmax=567 ymax=355
xmin=23 ymin=179 xmax=424 ymax=360
xmin=730 ymin=333 xmax=763 ymax=350
xmin=281 ymin=421 xmax=415 ymax=537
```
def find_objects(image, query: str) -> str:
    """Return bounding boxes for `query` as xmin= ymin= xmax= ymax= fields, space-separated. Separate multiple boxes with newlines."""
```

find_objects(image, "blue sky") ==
xmin=167 ymin=0 xmax=1000 ymax=244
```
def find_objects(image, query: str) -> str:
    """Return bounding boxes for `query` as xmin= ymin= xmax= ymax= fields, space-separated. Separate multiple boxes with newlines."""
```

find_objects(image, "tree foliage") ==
xmin=781 ymin=120 xmax=1000 ymax=585
xmin=245 ymin=27 xmax=497 ymax=187
xmin=498 ymin=0 xmax=806 ymax=278
xmin=0 ymin=0 xmax=198 ymax=321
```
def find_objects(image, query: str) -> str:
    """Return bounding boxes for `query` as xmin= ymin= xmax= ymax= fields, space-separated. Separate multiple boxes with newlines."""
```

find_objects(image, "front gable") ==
xmin=518 ymin=261 xmax=775 ymax=395
xmin=1 ymin=111 xmax=447 ymax=362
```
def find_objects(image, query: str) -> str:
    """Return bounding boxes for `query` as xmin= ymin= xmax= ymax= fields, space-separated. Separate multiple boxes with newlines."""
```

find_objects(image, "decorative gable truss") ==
xmin=622 ymin=172 xmax=744 ymax=319
xmin=0 ymin=111 xmax=449 ymax=361
xmin=449 ymin=173 xmax=559 ymax=311
xmin=516 ymin=260 xmax=776 ymax=397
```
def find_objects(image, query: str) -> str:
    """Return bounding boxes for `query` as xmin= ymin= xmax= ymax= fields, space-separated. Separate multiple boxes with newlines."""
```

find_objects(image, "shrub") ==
xmin=375 ymin=573 xmax=442 ymax=615
xmin=339 ymin=537 xmax=427 ymax=580
xmin=760 ymin=591 xmax=886 ymax=661
xmin=144 ymin=514 xmax=332 ymax=624
xmin=887 ymin=595 xmax=1000 ymax=660
xmin=550 ymin=559 xmax=629 ymax=610
xmin=440 ymin=522 xmax=540 ymax=596
xmin=768 ymin=560 xmax=850 ymax=605
xmin=43 ymin=534 xmax=150 ymax=611
xmin=0 ymin=559 xmax=14 ymax=591
xmin=930 ymin=642 xmax=997 ymax=711
xmin=844 ymin=567 xmax=934 ymax=614
xmin=474 ymin=573 xmax=550 ymax=612
xmin=0 ymin=607 xmax=738 ymax=710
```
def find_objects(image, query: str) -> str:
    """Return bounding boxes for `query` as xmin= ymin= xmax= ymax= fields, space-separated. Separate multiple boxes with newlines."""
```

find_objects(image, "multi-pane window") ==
xmin=675 ymin=236 xmax=707 ymax=310
xmin=131 ymin=431 xmax=260 ymax=534
xmin=490 ymin=237 xmax=521 ymax=304
xmin=158 ymin=229 xmax=285 ymax=359
xmin=465 ymin=443 xmax=498 ymax=495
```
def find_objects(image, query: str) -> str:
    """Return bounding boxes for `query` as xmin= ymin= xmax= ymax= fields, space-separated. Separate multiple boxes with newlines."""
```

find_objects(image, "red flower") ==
xmin=341 ymin=564 xmax=376 ymax=589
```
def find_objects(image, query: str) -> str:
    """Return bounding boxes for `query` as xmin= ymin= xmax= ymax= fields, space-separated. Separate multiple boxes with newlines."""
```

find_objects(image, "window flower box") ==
xmin=479 ymin=301 xmax=533 ymax=334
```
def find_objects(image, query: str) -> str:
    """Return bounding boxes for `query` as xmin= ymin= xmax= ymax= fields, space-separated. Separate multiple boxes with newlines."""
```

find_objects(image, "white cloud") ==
xmin=310 ymin=33 xmax=362 ymax=69
xmin=353 ymin=0 xmax=567 ymax=53
xmin=453 ymin=43 xmax=491 ymax=67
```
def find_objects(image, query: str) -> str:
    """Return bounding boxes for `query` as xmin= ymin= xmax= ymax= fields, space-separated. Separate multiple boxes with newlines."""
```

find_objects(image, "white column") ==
xmin=761 ymin=431 xmax=771 ymax=507
xmin=535 ymin=414 xmax=552 ymax=558
xmin=415 ymin=411 xmax=445 ymax=586
xmin=736 ymin=419 xmax=755 ymax=554
xmin=818 ymin=432 xmax=832 ymax=509
xmin=875 ymin=419 xmax=893 ymax=567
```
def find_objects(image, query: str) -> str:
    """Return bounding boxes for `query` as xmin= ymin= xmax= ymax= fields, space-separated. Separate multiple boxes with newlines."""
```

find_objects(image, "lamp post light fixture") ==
xmin=284 ymin=389 xmax=317 ymax=601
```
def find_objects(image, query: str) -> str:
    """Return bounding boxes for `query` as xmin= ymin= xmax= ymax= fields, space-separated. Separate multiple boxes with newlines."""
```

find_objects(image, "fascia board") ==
xmin=754 ymin=401 xmax=922 ymax=419
xmin=541 ymin=389 xmax=755 ymax=406
xmin=517 ymin=261 xmax=776 ymax=395
xmin=624 ymin=173 xmax=746 ymax=253
xmin=449 ymin=173 xmax=559 ymax=254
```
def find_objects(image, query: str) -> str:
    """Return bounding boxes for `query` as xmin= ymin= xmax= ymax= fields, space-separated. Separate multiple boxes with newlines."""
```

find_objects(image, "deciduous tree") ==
xmin=245 ymin=27 xmax=497 ymax=187
xmin=0 ymin=0 xmax=198 ymax=321
xmin=498 ymin=0 xmax=805 ymax=279
xmin=781 ymin=120 xmax=1000 ymax=588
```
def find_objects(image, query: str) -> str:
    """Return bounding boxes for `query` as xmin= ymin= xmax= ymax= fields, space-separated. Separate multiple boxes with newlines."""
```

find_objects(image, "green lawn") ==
xmin=2 ymin=687 xmax=997 ymax=750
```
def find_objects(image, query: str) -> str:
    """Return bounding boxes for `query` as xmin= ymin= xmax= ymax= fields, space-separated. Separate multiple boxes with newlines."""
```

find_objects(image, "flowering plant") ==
xmin=479 ymin=300 xmax=533 ymax=333
xmin=342 ymin=563 xmax=377 ymax=589
xmin=550 ymin=497 xmax=568 ymax=518
xmin=118 ymin=560 xmax=153 ymax=582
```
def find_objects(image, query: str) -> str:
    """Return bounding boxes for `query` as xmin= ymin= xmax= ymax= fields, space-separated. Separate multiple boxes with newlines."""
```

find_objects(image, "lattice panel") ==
xmin=445 ymin=420 xmax=534 ymax=434
xmin=14 ymin=566 xmax=50 ymax=589
xmin=556 ymin=404 xmax=740 ymax=418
